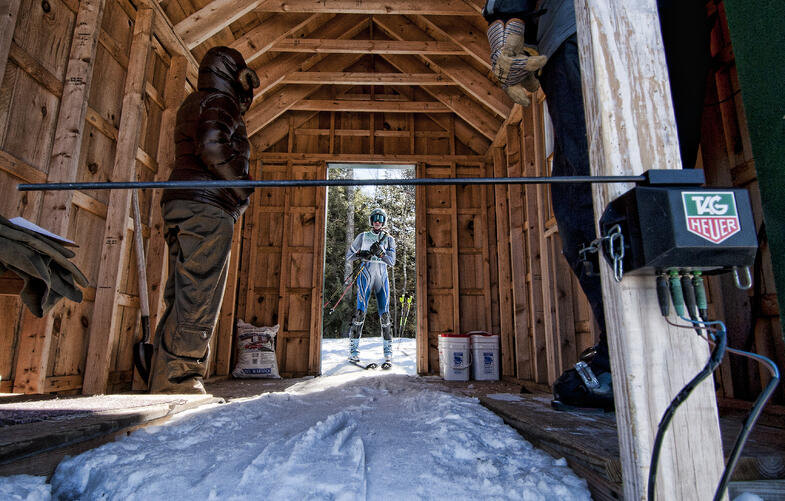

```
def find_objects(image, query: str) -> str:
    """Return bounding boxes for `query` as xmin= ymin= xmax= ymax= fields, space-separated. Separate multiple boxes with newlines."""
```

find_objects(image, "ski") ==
xmin=349 ymin=360 xmax=378 ymax=370
xmin=381 ymin=361 xmax=392 ymax=370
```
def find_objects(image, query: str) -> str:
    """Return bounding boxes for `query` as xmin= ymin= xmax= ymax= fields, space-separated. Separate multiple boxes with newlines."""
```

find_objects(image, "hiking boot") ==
xmin=150 ymin=375 xmax=206 ymax=395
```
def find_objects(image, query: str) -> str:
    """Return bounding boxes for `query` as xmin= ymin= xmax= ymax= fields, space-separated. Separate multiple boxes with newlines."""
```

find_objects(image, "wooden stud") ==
xmin=82 ymin=8 xmax=154 ymax=395
xmin=212 ymin=216 xmax=244 ymax=377
xmin=450 ymin=162 xmax=460 ymax=335
xmin=491 ymin=147 xmax=517 ymax=378
xmin=144 ymin=55 xmax=188 ymax=365
xmin=575 ymin=0 xmax=725 ymax=497
xmin=506 ymin=123 xmax=541 ymax=381
xmin=0 ymin=0 xmax=22 ymax=82
xmin=11 ymin=0 xmax=107 ymax=395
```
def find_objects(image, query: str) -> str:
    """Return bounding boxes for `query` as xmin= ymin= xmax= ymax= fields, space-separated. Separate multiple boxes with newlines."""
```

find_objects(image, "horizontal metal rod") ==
xmin=17 ymin=175 xmax=646 ymax=191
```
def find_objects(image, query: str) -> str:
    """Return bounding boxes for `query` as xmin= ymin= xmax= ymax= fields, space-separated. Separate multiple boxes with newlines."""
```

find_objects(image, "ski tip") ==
xmin=381 ymin=362 xmax=392 ymax=370
xmin=365 ymin=362 xmax=378 ymax=370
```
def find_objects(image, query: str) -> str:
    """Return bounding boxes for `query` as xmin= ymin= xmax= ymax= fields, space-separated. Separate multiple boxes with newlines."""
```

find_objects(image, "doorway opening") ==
xmin=320 ymin=164 xmax=417 ymax=374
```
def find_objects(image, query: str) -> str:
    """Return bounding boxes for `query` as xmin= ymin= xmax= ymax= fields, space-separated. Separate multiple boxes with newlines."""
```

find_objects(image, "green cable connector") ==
xmin=668 ymin=269 xmax=686 ymax=317
xmin=692 ymin=271 xmax=708 ymax=318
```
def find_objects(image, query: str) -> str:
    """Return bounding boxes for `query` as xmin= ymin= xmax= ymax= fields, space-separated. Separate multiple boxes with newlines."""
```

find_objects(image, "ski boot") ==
xmin=551 ymin=343 xmax=614 ymax=412
xmin=348 ymin=338 xmax=360 ymax=363
xmin=381 ymin=339 xmax=393 ymax=370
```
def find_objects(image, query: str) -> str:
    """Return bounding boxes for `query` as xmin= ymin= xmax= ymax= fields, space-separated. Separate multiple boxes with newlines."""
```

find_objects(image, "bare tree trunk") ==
xmin=344 ymin=185 xmax=355 ymax=283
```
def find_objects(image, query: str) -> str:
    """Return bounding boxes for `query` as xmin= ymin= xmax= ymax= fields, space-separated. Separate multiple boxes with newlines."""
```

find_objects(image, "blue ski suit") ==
xmin=346 ymin=229 xmax=396 ymax=359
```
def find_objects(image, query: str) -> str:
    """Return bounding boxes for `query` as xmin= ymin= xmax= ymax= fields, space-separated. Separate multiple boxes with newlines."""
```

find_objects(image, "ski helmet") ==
xmin=369 ymin=207 xmax=387 ymax=226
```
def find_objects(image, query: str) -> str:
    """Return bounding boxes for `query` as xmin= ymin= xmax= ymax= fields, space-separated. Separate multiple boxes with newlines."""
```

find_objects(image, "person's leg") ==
xmin=538 ymin=36 xmax=613 ymax=409
xmin=538 ymin=34 xmax=608 ymax=359
xmin=349 ymin=267 xmax=372 ymax=360
xmin=375 ymin=270 xmax=393 ymax=361
xmin=149 ymin=201 xmax=234 ymax=394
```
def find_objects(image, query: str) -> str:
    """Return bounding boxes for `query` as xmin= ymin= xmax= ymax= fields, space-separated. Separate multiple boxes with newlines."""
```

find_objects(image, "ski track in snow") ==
xmin=2 ymin=338 xmax=593 ymax=500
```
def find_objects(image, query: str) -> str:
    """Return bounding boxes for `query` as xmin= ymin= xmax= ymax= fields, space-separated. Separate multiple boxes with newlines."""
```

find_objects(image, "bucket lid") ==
xmin=439 ymin=332 xmax=469 ymax=338
xmin=468 ymin=332 xmax=497 ymax=338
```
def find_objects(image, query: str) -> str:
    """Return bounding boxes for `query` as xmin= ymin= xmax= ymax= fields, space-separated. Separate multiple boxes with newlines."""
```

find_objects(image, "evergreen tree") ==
xmin=322 ymin=167 xmax=417 ymax=339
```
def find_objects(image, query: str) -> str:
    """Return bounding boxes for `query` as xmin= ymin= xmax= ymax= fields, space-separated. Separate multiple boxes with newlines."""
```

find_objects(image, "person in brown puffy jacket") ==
xmin=149 ymin=46 xmax=259 ymax=394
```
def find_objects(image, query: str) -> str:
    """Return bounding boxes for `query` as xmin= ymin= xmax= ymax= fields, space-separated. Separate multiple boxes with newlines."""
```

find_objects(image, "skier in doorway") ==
xmin=346 ymin=208 xmax=397 ymax=368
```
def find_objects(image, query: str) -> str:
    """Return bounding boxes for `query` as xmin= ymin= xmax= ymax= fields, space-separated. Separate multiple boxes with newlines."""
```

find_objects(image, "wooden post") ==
xmin=415 ymin=161 xmax=429 ymax=373
xmin=82 ymin=8 xmax=153 ymax=395
xmin=12 ymin=0 xmax=107 ymax=394
xmin=308 ymin=161 xmax=327 ymax=374
xmin=574 ymin=1 xmax=726 ymax=499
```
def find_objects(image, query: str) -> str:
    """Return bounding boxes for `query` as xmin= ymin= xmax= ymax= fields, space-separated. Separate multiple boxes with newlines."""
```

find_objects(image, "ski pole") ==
xmin=325 ymin=261 xmax=366 ymax=315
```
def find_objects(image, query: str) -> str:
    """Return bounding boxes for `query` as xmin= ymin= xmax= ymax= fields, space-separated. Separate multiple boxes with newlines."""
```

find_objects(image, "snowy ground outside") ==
xmin=2 ymin=337 xmax=749 ymax=501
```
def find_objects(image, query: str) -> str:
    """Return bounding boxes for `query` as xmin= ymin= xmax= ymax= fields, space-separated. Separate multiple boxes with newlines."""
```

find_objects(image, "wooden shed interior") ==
xmin=1 ymin=0 xmax=784 ymax=497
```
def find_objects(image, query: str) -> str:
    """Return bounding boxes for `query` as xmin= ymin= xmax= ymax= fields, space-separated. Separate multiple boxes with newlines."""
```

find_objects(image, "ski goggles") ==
xmin=370 ymin=214 xmax=385 ymax=224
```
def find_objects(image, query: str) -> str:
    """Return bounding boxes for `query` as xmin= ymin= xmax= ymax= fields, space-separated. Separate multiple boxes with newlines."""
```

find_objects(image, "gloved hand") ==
xmin=369 ymin=242 xmax=385 ymax=258
xmin=356 ymin=250 xmax=372 ymax=259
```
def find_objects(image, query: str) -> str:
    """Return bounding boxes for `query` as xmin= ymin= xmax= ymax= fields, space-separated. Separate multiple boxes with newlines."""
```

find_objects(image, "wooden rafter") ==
xmin=246 ymin=52 xmax=365 ymax=135
xmin=282 ymin=72 xmax=454 ymax=86
xmin=374 ymin=15 xmax=511 ymax=118
xmin=379 ymin=53 xmax=501 ymax=140
xmin=414 ymin=15 xmax=491 ymax=69
xmin=270 ymin=39 xmax=465 ymax=55
xmin=290 ymin=99 xmax=451 ymax=112
xmin=251 ymin=14 xmax=369 ymax=96
xmin=254 ymin=0 xmax=477 ymax=15
xmin=230 ymin=13 xmax=325 ymax=65
xmin=175 ymin=0 xmax=271 ymax=50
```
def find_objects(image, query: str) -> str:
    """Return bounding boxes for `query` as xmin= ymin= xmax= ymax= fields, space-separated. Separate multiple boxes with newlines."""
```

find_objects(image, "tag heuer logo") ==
xmin=682 ymin=192 xmax=740 ymax=244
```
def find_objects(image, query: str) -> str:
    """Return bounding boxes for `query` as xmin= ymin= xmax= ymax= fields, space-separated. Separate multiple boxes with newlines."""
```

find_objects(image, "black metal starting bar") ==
xmin=17 ymin=175 xmax=649 ymax=191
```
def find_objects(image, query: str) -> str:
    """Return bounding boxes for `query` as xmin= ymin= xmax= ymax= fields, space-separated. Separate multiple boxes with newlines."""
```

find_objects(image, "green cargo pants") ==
xmin=149 ymin=200 xmax=235 ymax=393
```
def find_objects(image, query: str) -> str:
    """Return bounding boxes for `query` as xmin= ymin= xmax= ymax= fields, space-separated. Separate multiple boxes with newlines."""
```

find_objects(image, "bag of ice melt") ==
xmin=232 ymin=320 xmax=280 ymax=378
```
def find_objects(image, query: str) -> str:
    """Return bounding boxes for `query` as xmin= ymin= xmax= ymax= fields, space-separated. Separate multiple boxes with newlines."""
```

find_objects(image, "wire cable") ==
xmin=708 ymin=343 xmax=780 ymax=501
xmin=647 ymin=316 xmax=727 ymax=501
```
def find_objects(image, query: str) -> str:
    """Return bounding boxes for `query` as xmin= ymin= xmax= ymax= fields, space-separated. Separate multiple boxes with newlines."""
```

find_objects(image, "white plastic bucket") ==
xmin=438 ymin=334 xmax=471 ymax=381
xmin=470 ymin=332 xmax=500 ymax=381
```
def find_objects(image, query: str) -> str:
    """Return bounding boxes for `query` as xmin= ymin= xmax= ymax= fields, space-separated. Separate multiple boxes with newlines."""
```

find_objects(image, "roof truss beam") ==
xmin=270 ymin=39 xmax=464 ymax=55
xmin=290 ymin=99 xmax=451 ymax=112
xmin=374 ymin=15 xmax=511 ymax=118
xmin=282 ymin=72 xmax=454 ymax=86
xmin=255 ymin=0 xmax=477 ymax=15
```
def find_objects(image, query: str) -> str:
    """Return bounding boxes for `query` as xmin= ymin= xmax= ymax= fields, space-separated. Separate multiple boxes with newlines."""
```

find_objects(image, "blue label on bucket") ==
xmin=453 ymin=352 xmax=464 ymax=366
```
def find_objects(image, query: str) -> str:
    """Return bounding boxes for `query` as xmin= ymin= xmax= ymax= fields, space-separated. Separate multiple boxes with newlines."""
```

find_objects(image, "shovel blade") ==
xmin=133 ymin=316 xmax=154 ymax=384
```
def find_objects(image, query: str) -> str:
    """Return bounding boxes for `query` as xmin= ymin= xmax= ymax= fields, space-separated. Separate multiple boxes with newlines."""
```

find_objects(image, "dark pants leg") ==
xmin=538 ymin=35 xmax=608 ymax=361
xmin=149 ymin=200 xmax=235 ymax=393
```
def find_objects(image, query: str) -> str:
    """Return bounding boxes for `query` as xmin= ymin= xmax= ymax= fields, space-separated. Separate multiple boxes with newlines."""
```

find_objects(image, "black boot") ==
xmin=551 ymin=343 xmax=614 ymax=412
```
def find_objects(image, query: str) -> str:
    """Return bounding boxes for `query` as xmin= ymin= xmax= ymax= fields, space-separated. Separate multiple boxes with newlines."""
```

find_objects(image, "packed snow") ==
xmin=2 ymin=337 xmax=585 ymax=500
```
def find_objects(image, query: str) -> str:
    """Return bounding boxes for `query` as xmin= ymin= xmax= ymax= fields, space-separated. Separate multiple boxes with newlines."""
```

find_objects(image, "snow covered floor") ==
xmin=1 ymin=337 xmax=592 ymax=501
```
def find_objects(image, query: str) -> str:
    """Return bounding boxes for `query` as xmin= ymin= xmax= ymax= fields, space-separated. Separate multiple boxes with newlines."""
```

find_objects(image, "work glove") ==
xmin=369 ymin=242 xmax=385 ymax=258
xmin=487 ymin=18 xmax=547 ymax=106
xmin=356 ymin=250 xmax=372 ymax=259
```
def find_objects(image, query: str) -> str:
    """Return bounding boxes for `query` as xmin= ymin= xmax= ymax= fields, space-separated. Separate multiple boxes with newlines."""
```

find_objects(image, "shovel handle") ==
xmin=131 ymin=190 xmax=150 ymax=318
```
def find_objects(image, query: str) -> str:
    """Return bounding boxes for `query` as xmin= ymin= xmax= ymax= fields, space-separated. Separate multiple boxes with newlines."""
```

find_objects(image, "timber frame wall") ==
xmin=0 ymin=0 xmax=781 ymax=411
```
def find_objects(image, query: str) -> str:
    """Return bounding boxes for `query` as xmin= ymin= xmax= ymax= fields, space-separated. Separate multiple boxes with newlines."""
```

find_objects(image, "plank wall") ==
xmin=0 ymin=0 xmax=209 ymax=395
